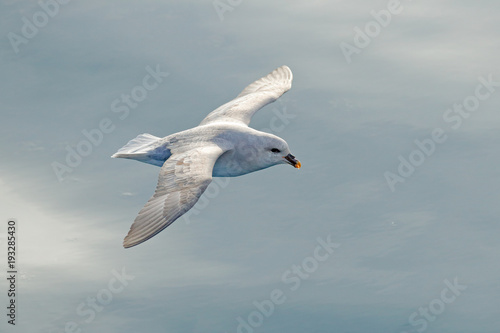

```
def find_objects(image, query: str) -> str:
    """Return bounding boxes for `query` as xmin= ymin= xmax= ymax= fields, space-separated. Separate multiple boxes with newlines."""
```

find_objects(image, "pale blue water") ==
xmin=0 ymin=1 xmax=499 ymax=332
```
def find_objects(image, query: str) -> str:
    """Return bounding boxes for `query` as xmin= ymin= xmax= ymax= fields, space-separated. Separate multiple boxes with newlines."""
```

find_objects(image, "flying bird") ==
xmin=112 ymin=65 xmax=300 ymax=248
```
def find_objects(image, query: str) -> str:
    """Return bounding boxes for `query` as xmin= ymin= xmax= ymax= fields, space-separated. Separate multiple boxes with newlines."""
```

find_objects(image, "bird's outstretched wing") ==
xmin=123 ymin=144 xmax=226 ymax=248
xmin=199 ymin=65 xmax=293 ymax=126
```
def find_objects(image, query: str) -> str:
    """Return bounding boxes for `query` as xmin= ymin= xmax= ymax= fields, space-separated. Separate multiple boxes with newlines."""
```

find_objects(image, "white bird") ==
xmin=112 ymin=65 xmax=301 ymax=248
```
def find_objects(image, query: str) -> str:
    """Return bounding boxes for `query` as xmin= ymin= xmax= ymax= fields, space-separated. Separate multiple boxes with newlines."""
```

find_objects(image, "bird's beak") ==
xmin=284 ymin=154 xmax=301 ymax=169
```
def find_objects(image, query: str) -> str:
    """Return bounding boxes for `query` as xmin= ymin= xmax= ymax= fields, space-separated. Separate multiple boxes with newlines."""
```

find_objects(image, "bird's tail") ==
xmin=111 ymin=133 xmax=161 ymax=160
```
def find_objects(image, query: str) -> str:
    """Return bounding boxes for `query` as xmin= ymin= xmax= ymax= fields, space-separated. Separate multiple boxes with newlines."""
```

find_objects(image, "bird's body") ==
xmin=113 ymin=65 xmax=300 ymax=248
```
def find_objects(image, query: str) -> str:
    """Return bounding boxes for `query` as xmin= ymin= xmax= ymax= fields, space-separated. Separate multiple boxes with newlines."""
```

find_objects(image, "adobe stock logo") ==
xmin=212 ymin=0 xmax=243 ymax=21
xmin=7 ymin=0 xmax=73 ymax=54
xmin=235 ymin=235 xmax=340 ymax=333
xmin=64 ymin=267 xmax=135 ymax=333
xmin=384 ymin=74 xmax=499 ymax=192
xmin=401 ymin=277 xmax=467 ymax=333
xmin=51 ymin=65 xmax=169 ymax=182
xmin=340 ymin=0 xmax=406 ymax=64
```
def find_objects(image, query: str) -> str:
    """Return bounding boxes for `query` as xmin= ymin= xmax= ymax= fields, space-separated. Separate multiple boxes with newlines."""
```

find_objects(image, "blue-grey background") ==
xmin=1 ymin=1 xmax=499 ymax=332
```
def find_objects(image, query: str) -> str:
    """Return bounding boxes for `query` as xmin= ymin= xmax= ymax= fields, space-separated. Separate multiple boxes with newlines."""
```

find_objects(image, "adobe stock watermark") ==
xmin=213 ymin=0 xmax=243 ymax=21
xmin=401 ymin=277 xmax=467 ymax=333
xmin=64 ymin=267 xmax=135 ymax=333
xmin=51 ymin=64 xmax=169 ymax=182
xmin=7 ymin=0 xmax=73 ymax=54
xmin=385 ymin=74 xmax=499 ymax=192
xmin=182 ymin=101 xmax=297 ymax=225
xmin=340 ymin=0 xmax=409 ymax=64
xmin=235 ymin=235 xmax=340 ymax=333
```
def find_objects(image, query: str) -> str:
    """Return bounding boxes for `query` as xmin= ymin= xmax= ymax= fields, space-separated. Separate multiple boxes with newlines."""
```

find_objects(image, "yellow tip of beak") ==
xmin=295 ymin=161 xmax=301 ymax=169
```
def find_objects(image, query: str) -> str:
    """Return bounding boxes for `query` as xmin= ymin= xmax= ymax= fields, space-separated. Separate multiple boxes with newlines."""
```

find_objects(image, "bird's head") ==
xmin=256 ymin=134 xmax=301 ymax=169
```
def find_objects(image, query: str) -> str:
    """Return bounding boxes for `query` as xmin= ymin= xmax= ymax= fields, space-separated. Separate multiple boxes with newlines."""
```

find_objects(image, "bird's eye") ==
xmin=271 ymin=148 xmax=281 ymax=153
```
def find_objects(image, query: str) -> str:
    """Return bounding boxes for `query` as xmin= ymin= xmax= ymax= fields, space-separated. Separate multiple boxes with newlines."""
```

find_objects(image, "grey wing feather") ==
xmin=199 ymin=65 xmax=293 ymax=126
xmin=123 ymin=145 xmax=226 ymax=248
